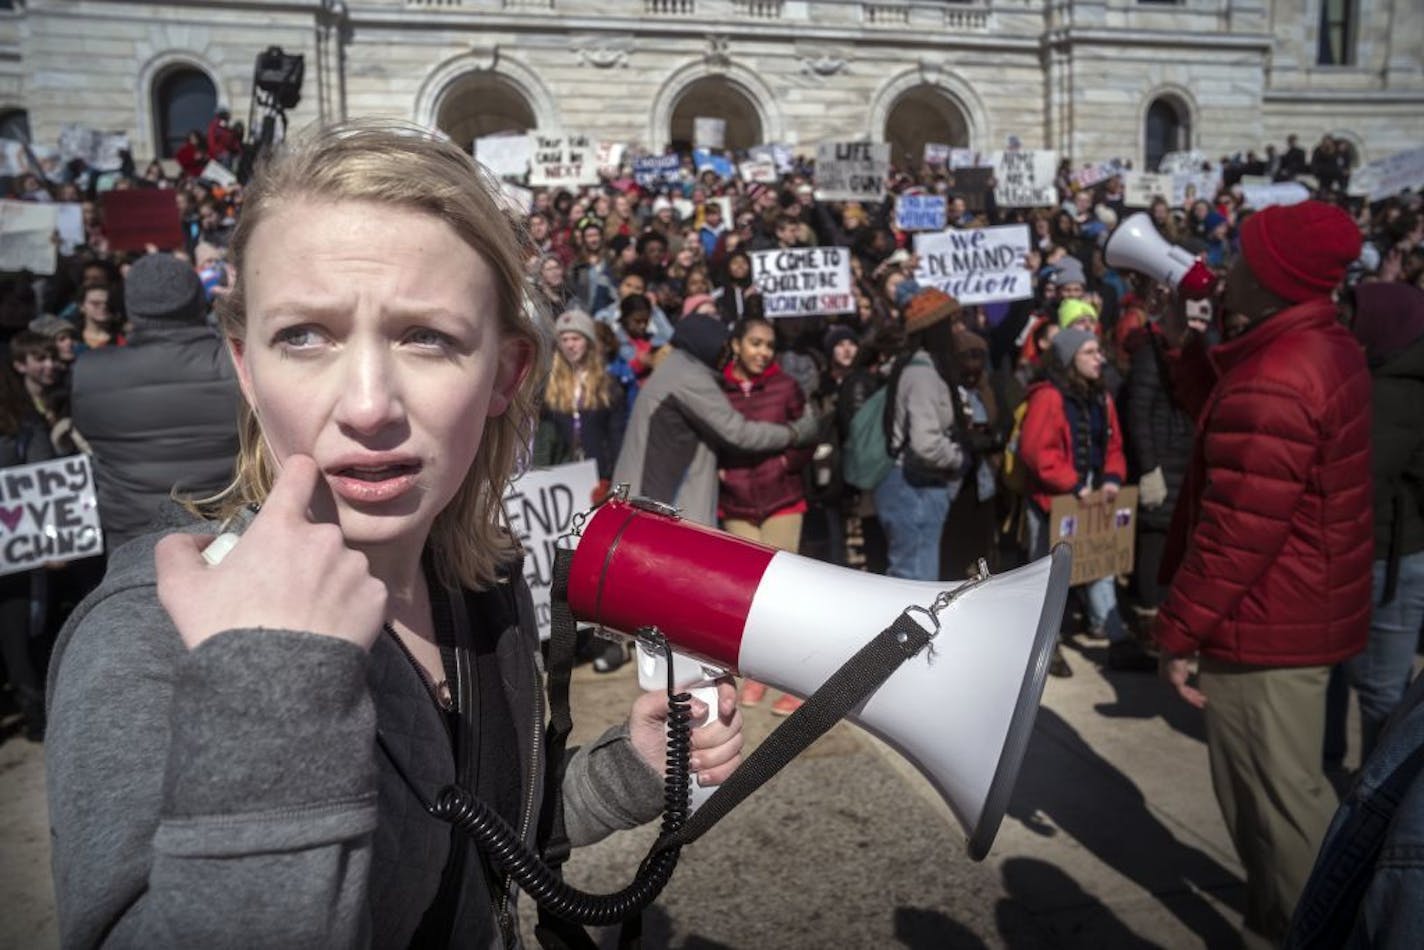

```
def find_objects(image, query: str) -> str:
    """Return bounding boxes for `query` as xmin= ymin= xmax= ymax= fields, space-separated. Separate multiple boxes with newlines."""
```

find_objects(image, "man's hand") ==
xmin=629 ymin=678 xmax=744 ymax=787
xmin=1159 ymin=654 xmax=1206 ymax=709
xmin=1139 ymin=466 xmax=1167 ymax=509
xmin=1102 ymin=482 xmax=1120 ymax=504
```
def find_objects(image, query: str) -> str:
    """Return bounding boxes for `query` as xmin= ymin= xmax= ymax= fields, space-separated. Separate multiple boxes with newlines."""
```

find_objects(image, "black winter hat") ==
xmin=125 ymin=253 xmax=206 ymax=324
xmin=671 ymin=314 xmax=729 ymax=371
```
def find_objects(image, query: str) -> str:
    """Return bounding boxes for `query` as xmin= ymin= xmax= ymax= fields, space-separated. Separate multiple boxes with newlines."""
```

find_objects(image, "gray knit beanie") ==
xmin=125 ymin=253 xmax=206 ymax=324
xmin=1050 ymin=326 xmax=1095 ymax=367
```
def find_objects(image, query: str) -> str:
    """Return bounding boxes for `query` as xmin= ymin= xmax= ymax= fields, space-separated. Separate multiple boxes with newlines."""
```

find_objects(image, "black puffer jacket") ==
xmin=1126 ymin=328 xmax=1194 ymax=531
xmin=70 ymin=321 xmax=241 ymax=551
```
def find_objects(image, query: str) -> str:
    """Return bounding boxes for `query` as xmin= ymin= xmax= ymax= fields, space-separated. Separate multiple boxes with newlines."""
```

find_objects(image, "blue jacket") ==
xmin=1286 ymin=670 xmax=1424 ymax=949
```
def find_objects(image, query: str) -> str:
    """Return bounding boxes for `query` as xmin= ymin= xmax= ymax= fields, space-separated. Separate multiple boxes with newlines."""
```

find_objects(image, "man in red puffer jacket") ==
xmin=1153 ymin=200 xmax=1371 ymax=946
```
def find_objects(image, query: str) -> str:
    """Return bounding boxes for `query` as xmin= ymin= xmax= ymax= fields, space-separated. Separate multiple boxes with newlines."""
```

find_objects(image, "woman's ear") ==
xmin=489 ymin=336 xmax=535 ymax=417
xmin=227 ymin=336 xmax=257 ymax=408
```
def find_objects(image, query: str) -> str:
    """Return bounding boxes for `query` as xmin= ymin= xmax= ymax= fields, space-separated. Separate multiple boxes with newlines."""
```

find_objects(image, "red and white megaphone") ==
xmin=567 ymin=497 xmax=1072 ymax=859
xmin=1104 ymin=211 xmax=1216 ymax=299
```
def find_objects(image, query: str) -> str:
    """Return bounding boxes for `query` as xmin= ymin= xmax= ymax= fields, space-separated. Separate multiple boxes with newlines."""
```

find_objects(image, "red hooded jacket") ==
xmin=717 ymin=361 xmax=810 ymax=524
xmin=1154 ymin=298 xmax=1372 ymax=666
xmin=1018 ymin=375 xmax=1127 ymax=514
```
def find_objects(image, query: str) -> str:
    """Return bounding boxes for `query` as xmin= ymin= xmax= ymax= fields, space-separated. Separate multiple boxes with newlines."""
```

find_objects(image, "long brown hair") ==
xmin=199 ymin=120 xmax=548 ymax=591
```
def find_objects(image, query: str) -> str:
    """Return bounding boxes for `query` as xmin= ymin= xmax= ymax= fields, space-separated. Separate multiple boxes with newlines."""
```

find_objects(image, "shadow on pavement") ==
xmin=893 ymin=905 xmax=991 ymax=949
xmin=997 ymin=857 xmax=1160 ymax=949
xmin=1063 ymin=637 xmax=1208 ymax=743
xmin=1006 ymin=707 xmax=1244 ymax=948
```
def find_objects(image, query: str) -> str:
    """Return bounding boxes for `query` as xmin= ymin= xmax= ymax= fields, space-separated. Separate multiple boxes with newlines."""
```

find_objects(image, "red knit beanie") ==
xmin=1239 ymin=201 xmax=1362 ymax=303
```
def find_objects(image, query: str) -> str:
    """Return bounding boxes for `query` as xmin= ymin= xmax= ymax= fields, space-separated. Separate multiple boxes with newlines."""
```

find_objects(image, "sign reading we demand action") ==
xmin=912 ymin=224 xmax=1033 ymax=306
xmin=750 ymin=247 xmax=856 ymax=316
xmin=1 ymin=456 xmax=104 ymax=576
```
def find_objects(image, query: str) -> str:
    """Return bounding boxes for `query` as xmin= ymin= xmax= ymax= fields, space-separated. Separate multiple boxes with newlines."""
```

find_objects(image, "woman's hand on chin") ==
xmin=155 ymin=454 xmax=388 ymax=652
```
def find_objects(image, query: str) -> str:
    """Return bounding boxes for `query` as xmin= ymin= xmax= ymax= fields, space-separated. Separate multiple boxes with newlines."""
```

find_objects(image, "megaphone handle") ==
xmin=684 ymin=682 xmax=721 ymax=810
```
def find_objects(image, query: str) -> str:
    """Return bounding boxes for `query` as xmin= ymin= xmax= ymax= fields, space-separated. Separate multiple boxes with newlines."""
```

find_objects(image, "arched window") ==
xmin=1145 ymin=97 xmax=1189 ymax=172
xmin=155 ymin=67 xmax=217 ymax=158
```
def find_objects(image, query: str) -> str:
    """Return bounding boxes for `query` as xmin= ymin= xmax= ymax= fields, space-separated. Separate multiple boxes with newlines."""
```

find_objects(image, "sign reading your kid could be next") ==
xmin=0 ymin=455 xmax=104 ymax=577
xmin=750 ymin=246 xmax=856 ymax=317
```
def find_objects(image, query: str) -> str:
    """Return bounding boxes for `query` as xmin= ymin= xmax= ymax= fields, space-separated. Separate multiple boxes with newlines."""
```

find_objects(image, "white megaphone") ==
xmin=1104 ymin=211 xmax=1216 ymax=299
xmin=567 ymin=497 xmax=1072 ymax=859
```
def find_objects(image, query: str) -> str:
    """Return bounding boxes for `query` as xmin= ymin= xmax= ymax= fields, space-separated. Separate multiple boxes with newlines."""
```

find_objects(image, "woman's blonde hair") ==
xmin=203 ymin=120 xmax=547 ymax=591
xmin=544 ymin=340 xmax=614 ymax=414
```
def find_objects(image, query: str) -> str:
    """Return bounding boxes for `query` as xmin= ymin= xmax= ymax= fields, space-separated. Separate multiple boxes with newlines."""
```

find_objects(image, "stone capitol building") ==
xmin=2 ymin=0 xmax=1421 ymax=170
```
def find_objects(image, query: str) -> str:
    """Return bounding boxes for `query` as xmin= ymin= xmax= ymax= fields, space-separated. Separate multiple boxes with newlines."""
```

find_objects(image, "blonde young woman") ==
xmin=533 ymin=308 xmax=626 ymax=495
xmin=44 ymin=124 xmax=744 ymax=948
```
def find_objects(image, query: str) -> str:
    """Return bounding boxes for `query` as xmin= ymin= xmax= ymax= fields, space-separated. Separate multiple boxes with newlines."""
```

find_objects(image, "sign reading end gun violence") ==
xmin=913 ymin=224 xmax=1032 ymax=306
xmin=501 ymin=459 xmax=598 ymax=640
xmin=1 ymin=456 xmax=104 ymax=577
xmin=750 ymin=246 xmax=855 ymax=316
xmin=1049 ymin=486 xmax=1139 ymax=587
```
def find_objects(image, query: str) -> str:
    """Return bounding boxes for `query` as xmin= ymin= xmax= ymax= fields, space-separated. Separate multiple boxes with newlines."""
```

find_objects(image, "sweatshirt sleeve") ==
xmin=675 ymin=368 xmax=796 ymax=454
xmin=1019 ymin=387 xmax=1081 ymax=495
xmin=559 ymin=723 xmax=665 ymax=848
xmin=899 ymin=363 xmax=963 ymax=471
xmin=47 ymin=589 xmax=379 ymax=950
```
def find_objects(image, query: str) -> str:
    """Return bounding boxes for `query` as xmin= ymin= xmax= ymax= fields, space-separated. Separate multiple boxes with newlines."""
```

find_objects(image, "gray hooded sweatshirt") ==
xmin=45 ymin=527 xmax=665 ymax=948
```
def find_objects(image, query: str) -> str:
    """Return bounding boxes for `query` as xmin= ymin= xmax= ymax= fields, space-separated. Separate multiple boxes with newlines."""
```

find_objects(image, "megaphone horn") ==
xmin=567 ymin=498 xmax=1073 ymax=860
xmin=1104 ymin=211 xmax=1215 ymax=299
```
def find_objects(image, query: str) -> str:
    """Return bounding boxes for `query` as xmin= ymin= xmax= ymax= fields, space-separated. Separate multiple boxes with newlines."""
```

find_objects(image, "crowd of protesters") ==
xmin=0 ymin=117 xmax=1422 ymax=944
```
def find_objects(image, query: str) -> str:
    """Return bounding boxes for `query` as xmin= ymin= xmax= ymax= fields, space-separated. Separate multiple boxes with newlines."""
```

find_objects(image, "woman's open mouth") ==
xmin=326 ymin=461 xmax=423 ymax=504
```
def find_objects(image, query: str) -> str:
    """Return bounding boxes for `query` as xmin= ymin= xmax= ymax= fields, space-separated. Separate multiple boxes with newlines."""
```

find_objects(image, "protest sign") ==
xmin=750 ymin=246 xmax=855 ymax=317
xmin=739 ymin=159 xmax=777 ymax=184
xmin=0 ymin=455 xmax=104 ymax=577
xmin=633 ymin=153 xmax=682 ymax=187
xmin=595 ymin=141 xmax=626 ymax=175
xmin=923 ymin=142 xmax=951 ymax=166
xmin=0 ymin=140 xmax=63 ymax=181
xmin=990 ymin=149 xmax=1058 ymax=207
xmin=693 ymin=149 xmax=734 ymax=180
xmin=528 ymin=133 xmax=599 ymax=188
xmin=1348 ymin=146 xmax=1424 ymax=202
xmin=0 ymin=139 xmax=26 ymax=177
xmin=815 ymin=142 xmax=889 ymax=202
xmin=200 ymin=160 xmax=238 ymax=188
xmin=895 ymin=194 xmax=947 ymax=232
xmin=1121 ymin=171 xmax=1176 ymax=208
xmin=951 ymin=167 xmax=995 ymax=212
xmin=1070 ymin=159 xmax=1126 ymax=191
xmin=58 ymin=125 xmax=128 ymax=170
xmin=501 ymin=459 xmax=598 ymax=639
xmin=750 ymin=144 xmax=794 ymax=174
xmin=474 ymin=133 xmax=533 ymax=179
xmin=913 ymin=224 xmax=1032 ymax=306
xmin=1178 ymin=171 xmax=1221 ymax=205
xmin=55 ymin=202 xmax=84 ymax=255
xmin=1157 ymin=150 xmax=1206 ymax=174
xmin=1239 ymin=181 xmax=1310 ymax=210
xmin=693 ymin=117 xmax=726 ymax=150
xmin=949 ymin=148 xmax=985 ymax=170
xmin=495 ymin=181 xmax=534 ymax=216
xmin=1049 ymin=487 xmax=1139 ymax=586
xmin=0 ymin=200 xmax=58 ymax=275
xmin=99 ymin=189 xmax=183 ymax=252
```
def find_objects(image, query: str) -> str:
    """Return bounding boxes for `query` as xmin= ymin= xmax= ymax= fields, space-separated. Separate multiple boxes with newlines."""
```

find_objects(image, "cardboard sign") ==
xmin=501 ymin=459 xmax=599 ymax=640
xmin=913 ymin=224 xmax=1033 ymax=306
xmin=749 ymin=246 xmax=856 ymax=317
xmin=474 ymin=133 xmax=533 ymax=179
xmin=739 ymin=159 xmax=778 ymax=184
xmin=923 ymin=142 xmax=951 ymax=166
xmin=1070 ymin=159 xmax=1127 ymax=191
xmin=951 ymin=167 xmax=995 ymax=212
xmin=1348 ymin=146 xmax=1424 ymax=202
xmin=989 ymin=149 xmax=1058 ymax=207
xmin=815 ymin=142 xmax=890 ymax=202
xmin=0 ymin=456 xmax=104 ymax=576
xmin=633 ymin=154 xmax=682 ymax=187
xmin=895 ymin=194 xmax=947 ymax=232
xmin=1048 ymin=487 xmax=1139 ymax=586
xmin=529 ymin=133 xmax=599 ymax=188
xmin=1239 ymin=181 xmax=1310 ymax=210
xmin=99 ymin=189 xmax=183 ymax=252
xmin=692 ymin=149 xmax=734 ymax=180
xmin=0 ymin=200 xmax=58 ymax=275
xmin=693 ymin=117 xmax=726 ymax=150
xmin=1122 ymin=172 xmax=1177 ymax=208
xmin=55 ymin=202 xmax=84 ymax=255
xmin=949 ymin=148 xmax=985 ymax=170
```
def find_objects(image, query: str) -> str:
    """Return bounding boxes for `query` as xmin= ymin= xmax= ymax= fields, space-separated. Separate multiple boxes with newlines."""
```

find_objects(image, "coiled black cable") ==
xmin=425 ymin=633 xmax=693 ymax=926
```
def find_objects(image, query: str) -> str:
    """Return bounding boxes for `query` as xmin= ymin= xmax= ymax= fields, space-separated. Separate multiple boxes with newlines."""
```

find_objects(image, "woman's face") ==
xmin=832 ymin=338 xmax=859 ymax=369
xmin=728 ymin=255 xmax=749 ymax=280
xmin=594 ymin=196 xmax=610 ymax=217
xmin=558 ymin=330 xmax=588 ymax=365
xmin=232 ymin=200 xmax=530 ymax=554
xmin=541 ymin=257 xmax=564 ymax=289
xmin=732 ymin=322 xmax=776 ymax=377
xmin=618 ymin=273 xmax=645 ymax=299
xmin=1072 ymin=339 xmax=1104 ymax=381
xmin=685 ymin=270 xmax=711 ymax=297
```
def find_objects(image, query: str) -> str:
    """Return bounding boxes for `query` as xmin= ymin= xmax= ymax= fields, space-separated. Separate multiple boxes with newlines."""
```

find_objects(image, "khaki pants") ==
xmin=1198 ymin=659 xmax=1337 ymax=945
xmin=722 ymin=514 xmax=803 ymax=554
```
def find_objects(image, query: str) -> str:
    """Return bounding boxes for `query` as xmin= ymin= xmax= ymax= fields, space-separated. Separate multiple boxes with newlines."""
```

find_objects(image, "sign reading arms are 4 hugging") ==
xmin=0 ymin=456 xmax=104 ymax=576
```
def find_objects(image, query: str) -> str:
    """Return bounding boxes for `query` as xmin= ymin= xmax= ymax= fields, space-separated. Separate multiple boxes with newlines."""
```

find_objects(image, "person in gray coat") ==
xmin=612 ymin=314 xmax=820 ymax=529
xmin=69 ymin=252 xmax=242 ymax=552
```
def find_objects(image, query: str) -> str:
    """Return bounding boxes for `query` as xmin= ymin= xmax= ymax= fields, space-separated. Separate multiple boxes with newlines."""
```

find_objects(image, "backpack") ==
xmin=999 ymin=399 xmax=1031 ymax=495
xmin=841 ymin=385 xmax=893 ymax=491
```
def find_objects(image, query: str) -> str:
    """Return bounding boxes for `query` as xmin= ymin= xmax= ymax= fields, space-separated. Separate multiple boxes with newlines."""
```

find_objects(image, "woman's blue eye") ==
xmin=274 ymin=326 xmax=321 ymax=348
xmin=406 ymin=328 xmax=452 ymax=348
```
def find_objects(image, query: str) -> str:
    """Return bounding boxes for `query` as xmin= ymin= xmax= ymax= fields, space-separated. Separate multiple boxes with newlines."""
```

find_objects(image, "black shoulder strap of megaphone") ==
xmin=534 ymin=547 xmax=934 ymax=949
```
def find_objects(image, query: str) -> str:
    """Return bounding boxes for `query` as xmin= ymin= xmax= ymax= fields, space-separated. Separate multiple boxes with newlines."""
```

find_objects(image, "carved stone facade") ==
xmin=2 ymin=0 xmax=1421 ymax=167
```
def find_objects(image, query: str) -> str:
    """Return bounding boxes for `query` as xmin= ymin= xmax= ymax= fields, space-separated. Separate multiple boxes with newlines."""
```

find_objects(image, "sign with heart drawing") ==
xmin=0 ymin=455 xmax=104 ymax=576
